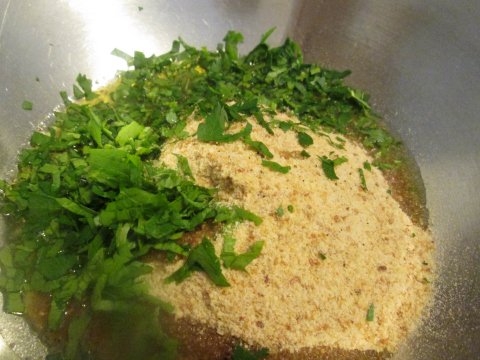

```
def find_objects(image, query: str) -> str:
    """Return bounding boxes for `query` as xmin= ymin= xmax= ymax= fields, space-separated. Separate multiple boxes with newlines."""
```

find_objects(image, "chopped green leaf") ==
xmin=319 ymin=156 xmax=347 ymax=180
xmin=297 ymin=132 xmax=313 ymax=147
xmin=300 ymin=150 xmax=311 ymax=158
xmin=166 ymin=238 xmax=229 ymax=287
xmin=215 ymin=206 xmax=263 ymax=226
xmin=56 ymin=197 xmax=96 ymax=217
xmin=153 ymin=242 xmax=189 ymax=257
xmin=358 ymin=168 xmax=368 ymax=191
xmin=37 ymin=254 xmax=77 ymax=280
xmin=3 ymin=292 xmax=24 ymax=314
xmin=165 ymin=110 xmax=178 ymax=125
xmin=277 ymin=121 xmax=293 ymax=132
xmin=197 ymin=104 xmax=252 ymax=143
xmin=116 ymin=121 xmax=144 ymax=146
xmin=21 ymin=100 xmax=33 ymax=110
xmin=111 ymin=48 xmax=133 ymax=64
xmin=174 ymin=154 xmax=194 ymax=180
xmin=76 ymin=73 xmax=97 ymax=100
xmin=232 ymin=345 xmax=269 ymax=360
xmin=261 ymin=160 xmax=291 ymax=174
xmin=244 ymin=136 xmax=273 ymax=159
xmin=333 ymin=156 xmax=348 ymax=166
xmin=318 ymin=252 xmax=327 ymax=260
xmin=59 ymin=90 xmax=70 ymax=105
xmin=223 ymin=31 xmax=243 ymax=60
xmin=287 ymin=205 xmax=294 ymax=213
xmin=275 ymin=207 xmax=284 ymax=217
xmin=366 ymin=303 xmax=375 ymax=321
xmin=221 ymin=234 xmax=264 ymax=271
xmin=260 ymin=27 xmax=276 ymax=44
xmin=48 ymin=300 xmax=64 ymax=330
xmin=363 ymin=161 xmax=372 ymax=171
xmin=65 ymin=314 xmax=91 ymax=359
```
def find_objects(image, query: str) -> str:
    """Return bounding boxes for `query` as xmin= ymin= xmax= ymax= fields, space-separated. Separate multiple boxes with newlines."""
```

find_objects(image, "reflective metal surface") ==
xmin=0 ymin=1 xmax=479 ymax=359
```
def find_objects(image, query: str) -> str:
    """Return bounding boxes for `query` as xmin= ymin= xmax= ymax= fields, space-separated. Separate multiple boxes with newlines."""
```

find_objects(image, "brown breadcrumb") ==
xmin=147 ymin=117 xmax=435 ymax=353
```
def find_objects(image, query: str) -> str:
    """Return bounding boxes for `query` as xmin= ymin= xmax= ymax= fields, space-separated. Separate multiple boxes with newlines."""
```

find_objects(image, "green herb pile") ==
xmin=0 ymin=29 xmax=395 ymax=359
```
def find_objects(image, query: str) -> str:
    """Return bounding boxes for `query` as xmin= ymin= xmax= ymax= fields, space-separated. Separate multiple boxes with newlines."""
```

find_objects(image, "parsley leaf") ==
xmin=223 ymin=31 xmax=244 ymax=61
xmin=111 ymin=48 xmax=133 ymax=64
xmin=174 ymin=154 xmax=194 ymax=180
xmin=358 ymin=168 xmax=368 ymax=191
xmin=3 ymin=292 xmax=24 ymax=314
xmin=261 ymin=160 xmax=291 ymax=174
xmin=65 ymin=314 xmax=91 ymax=359
xmin=300 ymin=150 xmax=311 ymax=158
xmin=221 ymin=234 xmax=264 ymax=271
xmin=319 ymin=155 xmax=347 ymax=180
xmin=165 ymin=238 xmax=229 ymax=287
xmin=297 ymin=131 xmax=313 ymax=147
xmin=76 ymin=73 xmax=97 ymax=100
xmin=244 ymin=136 xmax=273 ymax=159
xmin=363 ymin=161 xmax=372 ymax=171
xmin=215 ymin=206 xmax=263 ymax=226
xmin=21 ymin=100 xmax=33 ymax=110
xmin=275 ymin=207 xmax=284 ymax=217
xmin=232 ymin=345 xmax=269 ymax=360
xmin=115 ymin=121 xmax=144 ymax=146
xmin=366 ymin=303 xmax=375 ymax=321
xmin=197 ymin=104 xmax=252 ymax=143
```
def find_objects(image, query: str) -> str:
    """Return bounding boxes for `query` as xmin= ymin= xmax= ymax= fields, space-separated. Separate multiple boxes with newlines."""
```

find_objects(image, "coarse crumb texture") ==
xmin=147 ymin=116 xmax=435 ymax=353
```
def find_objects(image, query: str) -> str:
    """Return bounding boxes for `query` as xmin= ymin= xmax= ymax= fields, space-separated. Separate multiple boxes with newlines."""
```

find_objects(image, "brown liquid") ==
xmin=24 ymin=294 xmax=392 ymax=360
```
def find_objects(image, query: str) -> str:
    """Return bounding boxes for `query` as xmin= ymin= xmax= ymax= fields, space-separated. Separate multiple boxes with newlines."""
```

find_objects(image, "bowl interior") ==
xmin=0 ymin=1 xmax=479 ymax=359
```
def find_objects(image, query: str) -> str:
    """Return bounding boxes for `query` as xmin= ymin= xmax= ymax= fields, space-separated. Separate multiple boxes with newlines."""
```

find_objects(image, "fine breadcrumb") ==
xmin=147 ymin=117 xmax=435 ymax=353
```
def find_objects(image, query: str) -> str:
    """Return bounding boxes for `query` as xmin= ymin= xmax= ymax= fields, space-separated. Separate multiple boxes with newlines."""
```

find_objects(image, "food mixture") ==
xmin=0 ymin=30 xmax=435 ymax=359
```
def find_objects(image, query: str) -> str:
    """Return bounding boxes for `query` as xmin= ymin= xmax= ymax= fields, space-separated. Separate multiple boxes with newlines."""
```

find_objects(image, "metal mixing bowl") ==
xmin=0 ymin=1 xmax=479 ymax=359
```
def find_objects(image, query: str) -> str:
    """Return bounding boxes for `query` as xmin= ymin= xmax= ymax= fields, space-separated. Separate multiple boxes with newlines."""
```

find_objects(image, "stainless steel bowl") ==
xmin=1 ymin=1 xmax=479 ymax=359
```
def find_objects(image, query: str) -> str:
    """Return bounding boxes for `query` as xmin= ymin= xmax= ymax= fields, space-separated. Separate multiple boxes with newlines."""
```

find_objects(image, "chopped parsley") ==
xmin=318 ymin=252 xmax=327 ymax=260
xmin=363 ymin=160 xmax=372 ymax=171
xmin=232 ymin=345 xmax=269 ymax=360
xmin=174 ymin=154 xmax=195 ymax=180
xmin=300 ymin=149 xmax=311 ymax=158
xmin=244 ymin=136 xmax=274 ymax=159
xmin=0 ymin=28 xmax=399 ymax=358
xmin=287 ymin=204 xmax=294 ymax=213
xmin=275 ymin=207 xmax=285 ymax=217
xmin=75 ymin=73 xmax=97 ymax=100
xmin=261 ymin=160 xmax=291 ymax=174
xmin=366 ymin=303 xmax=375 ymax=321
xmin=197 ymin=104 xmax=252 ymax=143
xmin=221 ymin=234 xmax=264 ymax=271
xmin=166 ymin=238 xmax=230 ymax=287
xmin=359 ymin=168 xmax=368 ymax=191
xmin=21 ymin=100 xmax=33 ymax=110
xmin=319 ymin=155 xmax=348 ymax=180
xmin=297 ymin=131 xmax=314 ymax=147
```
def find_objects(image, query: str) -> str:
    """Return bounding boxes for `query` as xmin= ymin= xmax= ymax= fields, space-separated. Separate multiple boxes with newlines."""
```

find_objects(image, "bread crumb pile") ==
xmin=147 ymin=116 xmax=435 ymax=353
